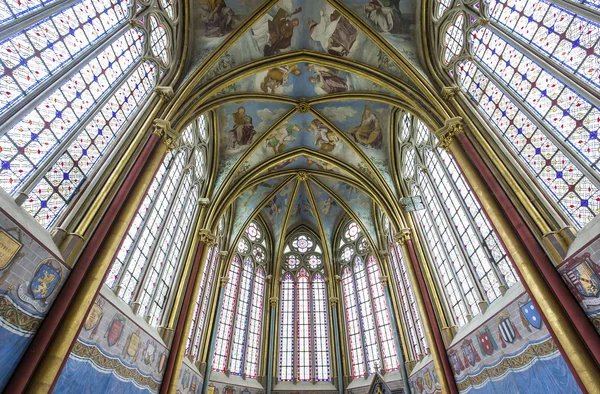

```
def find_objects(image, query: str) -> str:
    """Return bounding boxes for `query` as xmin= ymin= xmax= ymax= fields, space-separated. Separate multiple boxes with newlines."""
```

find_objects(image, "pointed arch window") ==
xmin=104 ymin=115 xmax=209 ymax=327
xmin=397 ymin=113 xmax=519 ymax=327
xmin=433 ymin=0 xmax=600 ymax=228
xmin=186 ymin=216 xmax=227 ymax=364
xmin=212 ymin=221 xmax=268 ymax=379
xmin=380 ymin=213 xmax=427 ymax=362
xmin=0 ymin=0 xmax=178 ymax=228
xmin=278 ymin=230 xmax=331 ymax=383
xmin=337 ymin=220 xmax=398 ymax=378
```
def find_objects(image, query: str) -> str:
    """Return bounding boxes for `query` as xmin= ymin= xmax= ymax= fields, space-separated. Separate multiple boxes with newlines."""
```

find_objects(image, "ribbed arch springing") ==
xmin=433 ymin=0 xmax=600 ymax=228
xmin=278 ymin=230 xmax=331 ymax=383
xmin=337 ymin=220 xmax=398 ymax=378
xmin=103 ymin=114 xmax=209 ymax=327
xmin=397 ymin=112 xmax=519 ymax=327
xmin=212 ymin=221 xmax=268 ymax=379
xmin=0 ymin=0 xmax=178 ymax=228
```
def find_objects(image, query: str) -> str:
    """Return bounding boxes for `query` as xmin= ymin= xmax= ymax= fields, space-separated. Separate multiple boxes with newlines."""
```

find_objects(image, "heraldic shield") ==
xmin=565 ymin=255 xmax=600 ymax=298
xmin=477 ymin=327 xmax=497 ymax=356
xmin=31 ymin=260 xmax=61 ymax=300
xmin=106 ymin=314 xmax=125 ymax=347
xmin=520 ymin=300 xmax=542 ymax=330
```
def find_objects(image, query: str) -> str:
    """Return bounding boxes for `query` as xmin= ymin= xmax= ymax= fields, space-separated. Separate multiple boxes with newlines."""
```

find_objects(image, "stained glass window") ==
xmin=278 ymin=231 xmax=331 ymax=383
xmin=212 ymin=221 xmax=268 ymax=379
xmin=338 ymin=220 xmax=398 ymax=378
xmin=104 ymin=115 xmax=209 ymax=326
xmin=397 ymin=113 xmax=519 ymax=327
xmin=434 ymin=0 xmax=600 ymax=228
xmin=0 ymin=0 xmax=177 ymax=228
xmin=187 ymin=245 xmax=219 ymax=362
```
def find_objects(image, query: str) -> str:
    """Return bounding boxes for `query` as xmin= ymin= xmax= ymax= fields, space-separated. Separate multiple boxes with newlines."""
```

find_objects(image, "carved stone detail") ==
xmin=296 ymin=99 xmax=310 ymax=114
xmin=395 ymin=228 xmax=411 ymax=245
xmin=434 ymin=117 xmax=463 ymax=150
xmin=152 ymin=118 xmax=178 ymax=150
xmin=329 ymin=296 xmax=339 ymax=306
xmin=153 ymin=86 xmax=175 ymax=100
xmin=441 ymin=86 xmax=460 ymax=100
xmin=198 ymin=229 xmax=216 ymax=245
xmin=270 ymin=296 xmax=279 ymax=307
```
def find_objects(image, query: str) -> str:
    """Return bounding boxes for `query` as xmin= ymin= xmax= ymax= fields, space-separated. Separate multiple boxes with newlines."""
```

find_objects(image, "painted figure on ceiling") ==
xmin=307 ymin=64 xmax=348 ymax=94
xmin=307 ymin=119 xmax=339 ymax=152
xmin=349 ymin=105 xmax=383 ymax=148
xmin=199 ymin=0 xmax=235 ymax=37
xmin=308 ymin=8 xmax=358 ymax=57
xmin=228 ymin=107 xmax=256 ymax=149
xmin=252 ymin=7 xmax=302 ymax=56
xmin=365 ymin=0 xmax=404 ymax=34
xmin=265 ymin=122 xmax=300 ymax=154
xmin=260 ymin=65 xmax=301 ymax=93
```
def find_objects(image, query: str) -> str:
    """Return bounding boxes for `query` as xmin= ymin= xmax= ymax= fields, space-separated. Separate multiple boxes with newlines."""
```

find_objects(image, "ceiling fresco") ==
xmin=182 ymin=0 xmax=437 ymax=264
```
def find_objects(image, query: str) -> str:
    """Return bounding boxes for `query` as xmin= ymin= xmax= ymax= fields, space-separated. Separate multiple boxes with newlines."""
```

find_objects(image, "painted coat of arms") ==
xmin=562 ymin=253 xmax=600 ymax=306
xmin=157 ymin=351 xmax=167 ymax=374
xmin=497 ymin=311 xmax=522 ymax=348
xmin=123 ymin=328 xmax=141 ymax=362
xmin=448 ymin=348 xmax=464 ymax=375
xmin=519 ymin=298 xmax=542 ymax=331
xmin=461 ymin=338 xmax=481 ymax=367
xmin=477 ymin=326 xmax=497 ymax=356
xmin=105 ymin=313 xmax=126 ymax=347
xmin=83 ymin=298 xmax=105 ymax=340
xmin=17 ymin=259 xmax=63 ymax=313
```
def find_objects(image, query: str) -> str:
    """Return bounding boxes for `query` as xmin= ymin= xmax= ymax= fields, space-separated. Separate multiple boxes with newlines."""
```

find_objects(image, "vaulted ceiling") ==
xmin=168 ymin=0 xmax=452 ymax=261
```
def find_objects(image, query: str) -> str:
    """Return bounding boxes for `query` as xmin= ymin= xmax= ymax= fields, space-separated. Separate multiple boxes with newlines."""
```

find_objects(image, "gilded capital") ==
xmin=380 ymin=274 xmax=389 ymax=286
xmin=297 ymin=171 xmax=308 ymax=181
xmin=329 ymin=297 xmax=339 ymax=306
xmin=198 ymin=229 xmax=216 ymax=245
xmin=441 ymin=86 xmax=460 ymax=100
xmin=434 ymin=117 xmax=463 ymax=150
xmin=395 ymin=228 xmax=411 ymax=246
xmin=153 ymin=86 xmax=175 ymax=100
xmin=197 ymin=197 xmax=210 ymax=207
xmin=152 ymin=119 xmax=178 ymax=150
xmin=219 ymin=276 xmax=229 ymax=288
xmin=270 ymin=296 xmax=279 ymax=307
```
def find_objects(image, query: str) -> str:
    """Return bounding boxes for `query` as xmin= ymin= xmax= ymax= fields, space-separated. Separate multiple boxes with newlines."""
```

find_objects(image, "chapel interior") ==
xmin=0 ymin=0 xmax=599 ymax=393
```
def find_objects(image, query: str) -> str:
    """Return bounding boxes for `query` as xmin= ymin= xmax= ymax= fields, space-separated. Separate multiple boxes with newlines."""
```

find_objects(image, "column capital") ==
xmin=153 ymin=86 xmax=175 ymax=101
xmin=219 ymin=276 xmax=229 ymax=288
xmin=434 ymin=117 xmax=463 ymax=150
xmin=441 ymin=86 xmax=460 ymax=100
xmin=329 ymin=296 xmax=339 ymax=306
xmin=198 ymin=229 xmax=216 ymax=245
xmin=378 ymin=249 xmax=389 ymax=258
xmin=270 ymin=296 xmax=279 ymax=307
xmin=394 ymin=228 xmax=411 ymax=246
xmin=197 ymin=197 xmax=210 ymax=207
xmin=379 ymin=274 xmax=389 ymax=286
xmin=152 ymin=118 xmax=178 ymax=150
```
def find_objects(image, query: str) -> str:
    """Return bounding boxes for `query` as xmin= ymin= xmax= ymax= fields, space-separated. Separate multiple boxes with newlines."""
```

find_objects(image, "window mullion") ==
xmin=423 ymin=167 xmax=488 ymax=306
xmin=0 ymin=23 xmax=131 ymax=137
xmin=225 ymin=259 xmax=246 ymax=373
xmin=142 ymin=176 xmax=193 ymax=321
xmin=0 ymin=0 xmax=82 ymax=41
xmin=235 ymin=261 xmax=255 ymax=375
xmin=418 ymin=180 xmax=473 ymax=320
xmin=129 ymin=159 xmax=187 ymax=308
xmin=12 ymin=57 xmax=143 ymax=202
xmin=471 ymin=58 xmax=600 ymax=188
xmin=113 ymin=151 xmax=175 ymax=292
xmin=485 ymin=22 xmax=600 ymax=108
xmin=389 ymin=246 xmax=422 ymax=358
xmin=432 ymin=148 xmax=509 ymax=290
xmin=353 ymin=265 xmax=372 ymax=376
xmin=364 ymin=260 xmax=387 ymax=373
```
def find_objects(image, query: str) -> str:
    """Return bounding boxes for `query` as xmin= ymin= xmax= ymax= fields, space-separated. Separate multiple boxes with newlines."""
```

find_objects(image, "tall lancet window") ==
xmin=397 ymin=112 xmax=519 ymax=327
xmin=212 ymin=221 xmax=268 ymax=379
xmin=186 ymin=217 xmax=227 ymax=365
xmin=380 ymin=213 xmax=427 ymax=362
xmin=338 ymin=220 xmax=398 ymax=378
xmin=0 ymin=0 xmax=179 ymax=228
xmin=432 ymin=0 xmax=600 ymax=228
xmin=278 ymin=230 xmax=331 ymax=383
xmin=104 ymin=115 xmax=209 ymax=327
